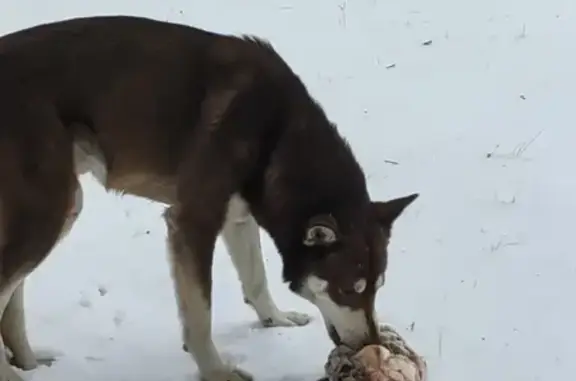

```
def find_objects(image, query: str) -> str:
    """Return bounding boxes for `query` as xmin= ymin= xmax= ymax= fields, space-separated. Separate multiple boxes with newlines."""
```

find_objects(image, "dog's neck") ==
xmin=246 ymin=100 xmax=371 ymax=255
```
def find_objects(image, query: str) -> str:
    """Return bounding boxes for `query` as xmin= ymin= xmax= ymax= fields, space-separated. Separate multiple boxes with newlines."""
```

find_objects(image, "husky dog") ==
xmin=0 ymin=15 xmax=418 ymax=381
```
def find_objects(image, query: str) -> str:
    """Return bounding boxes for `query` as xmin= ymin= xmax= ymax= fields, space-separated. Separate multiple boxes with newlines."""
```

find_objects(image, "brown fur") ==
xmin=0 ymin=15 xmax=419 ymax=381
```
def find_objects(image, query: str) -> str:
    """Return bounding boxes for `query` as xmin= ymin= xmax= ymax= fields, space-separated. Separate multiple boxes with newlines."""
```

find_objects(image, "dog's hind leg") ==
xmin=0 ymin=104 xmax=76 ymax=381
xmin=0 ymin=198 xmax=74 ymax=381
xmin=0 ymin=280 xmax=28 ymax=381
xmin=2 ymin=181 xmax=83 ymax=371
xmin=2 ymin=280 xmax=39 ymax=371
xmin=221 ymin=195 xmax=311 ymax=328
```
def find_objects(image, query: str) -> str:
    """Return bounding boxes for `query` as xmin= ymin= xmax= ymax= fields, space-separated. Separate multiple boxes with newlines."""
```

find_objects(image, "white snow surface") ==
xmin=3 ymin=0 xmax=576 ymax=380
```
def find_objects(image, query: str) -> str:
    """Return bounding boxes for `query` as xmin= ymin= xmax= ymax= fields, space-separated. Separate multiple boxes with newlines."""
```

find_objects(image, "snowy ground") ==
xmin=3 ymin=0 xmax=576 ymax=380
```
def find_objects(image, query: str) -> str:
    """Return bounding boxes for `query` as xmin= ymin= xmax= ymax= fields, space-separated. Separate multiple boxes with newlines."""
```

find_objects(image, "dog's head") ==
xmin=287 ymin=193 xmax=418 ymax=349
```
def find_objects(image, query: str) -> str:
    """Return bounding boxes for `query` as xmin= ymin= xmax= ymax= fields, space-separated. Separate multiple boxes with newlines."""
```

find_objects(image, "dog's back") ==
xmin=0 ymin=16 xmax=218 ymax=188
xmin=0 ymin=15 xmax=296 ymax=203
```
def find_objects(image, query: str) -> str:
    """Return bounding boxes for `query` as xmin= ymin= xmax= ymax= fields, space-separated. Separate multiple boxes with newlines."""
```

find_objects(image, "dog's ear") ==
xmin=304 ymin=214 xmax=339 ymax=246
xmin=372 ymin=193 xmax=419 ymax=229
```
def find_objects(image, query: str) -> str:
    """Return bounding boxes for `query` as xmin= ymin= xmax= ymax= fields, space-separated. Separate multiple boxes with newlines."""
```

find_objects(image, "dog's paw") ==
xmin=261 ymin=310 xmax=312 ymax=328
xmin=0 ymin=363 xmax=24 ymax=381
xmin=8 ymin=355 xmax=37 ymax=372
xmin=8 ymin=347 xmax=60 ymax=370
xmin=202 ymin=366 xmax=253 ymax=381
xmin=32 ymin=348 xmax=60 ymax=368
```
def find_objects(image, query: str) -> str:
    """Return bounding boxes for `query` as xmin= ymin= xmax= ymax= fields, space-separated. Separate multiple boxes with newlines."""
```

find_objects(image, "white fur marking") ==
xmin=375 ymin=274 xmax=385 ymax=289
xmin=303 ymin=275 xmax=374 ymax=347
xmin=223 ymin=196 xmax=277 ymax=317
xmin=165 ymin=220 xmax=228 ymax=378
xmin=306 ymin=276 xmax=328 ymax=294
xmin=0 ymin=277 xmax=28 ymax=381
xmin=222 ymin=196 xmax=310 ymax=327
xmin=73 ymin=142 xmax=108 ymax=186
xmin=1 ymin=280 xmax=39 ymax=371
xmin=354 ymin=278 xmax=367 ymax=294
xmin=177 ymin=286 xmax=223 ymax=375
xmin=223 ymin=196 xmax=286 ymax=323
xmin=72 ymin=185 xmax=83 ymax=217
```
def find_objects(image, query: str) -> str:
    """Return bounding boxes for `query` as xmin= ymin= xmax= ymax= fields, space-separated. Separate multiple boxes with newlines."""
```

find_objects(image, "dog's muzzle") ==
xmin=318 ymin=304 xmax=380 ymax=349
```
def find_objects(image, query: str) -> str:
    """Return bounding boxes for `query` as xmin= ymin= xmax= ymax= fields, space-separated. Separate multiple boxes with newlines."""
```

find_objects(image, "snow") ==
xmin=3 ymin=0 xmax=576 ymax=380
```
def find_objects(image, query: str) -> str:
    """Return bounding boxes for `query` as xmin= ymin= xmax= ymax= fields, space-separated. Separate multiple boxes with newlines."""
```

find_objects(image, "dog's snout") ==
xmin=322 ymin=308 xmax=379 ymax=349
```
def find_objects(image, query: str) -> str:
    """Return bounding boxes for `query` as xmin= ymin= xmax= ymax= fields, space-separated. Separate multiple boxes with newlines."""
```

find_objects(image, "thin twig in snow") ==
xmin=437 ymin=327 xmax=444 ymax=357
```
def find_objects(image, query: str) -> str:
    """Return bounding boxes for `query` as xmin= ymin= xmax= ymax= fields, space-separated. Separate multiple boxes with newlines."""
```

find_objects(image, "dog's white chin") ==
xmin=300 ymin=275 xmax=374 ymax=348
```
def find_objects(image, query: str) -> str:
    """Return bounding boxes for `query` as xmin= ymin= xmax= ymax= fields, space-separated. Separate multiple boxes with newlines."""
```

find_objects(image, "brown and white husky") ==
xmin=0 ymin=15 xmax=418 ymax=381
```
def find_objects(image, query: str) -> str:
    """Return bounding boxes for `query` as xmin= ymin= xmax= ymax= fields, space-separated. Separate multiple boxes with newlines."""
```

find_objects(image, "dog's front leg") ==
xmin=168 ymin=81 xmax=286 ymax=379
xmin=222 ymin=195 xmax=311 ymax=328
xmin=164 ymin=205 xmax=252 ymax=381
